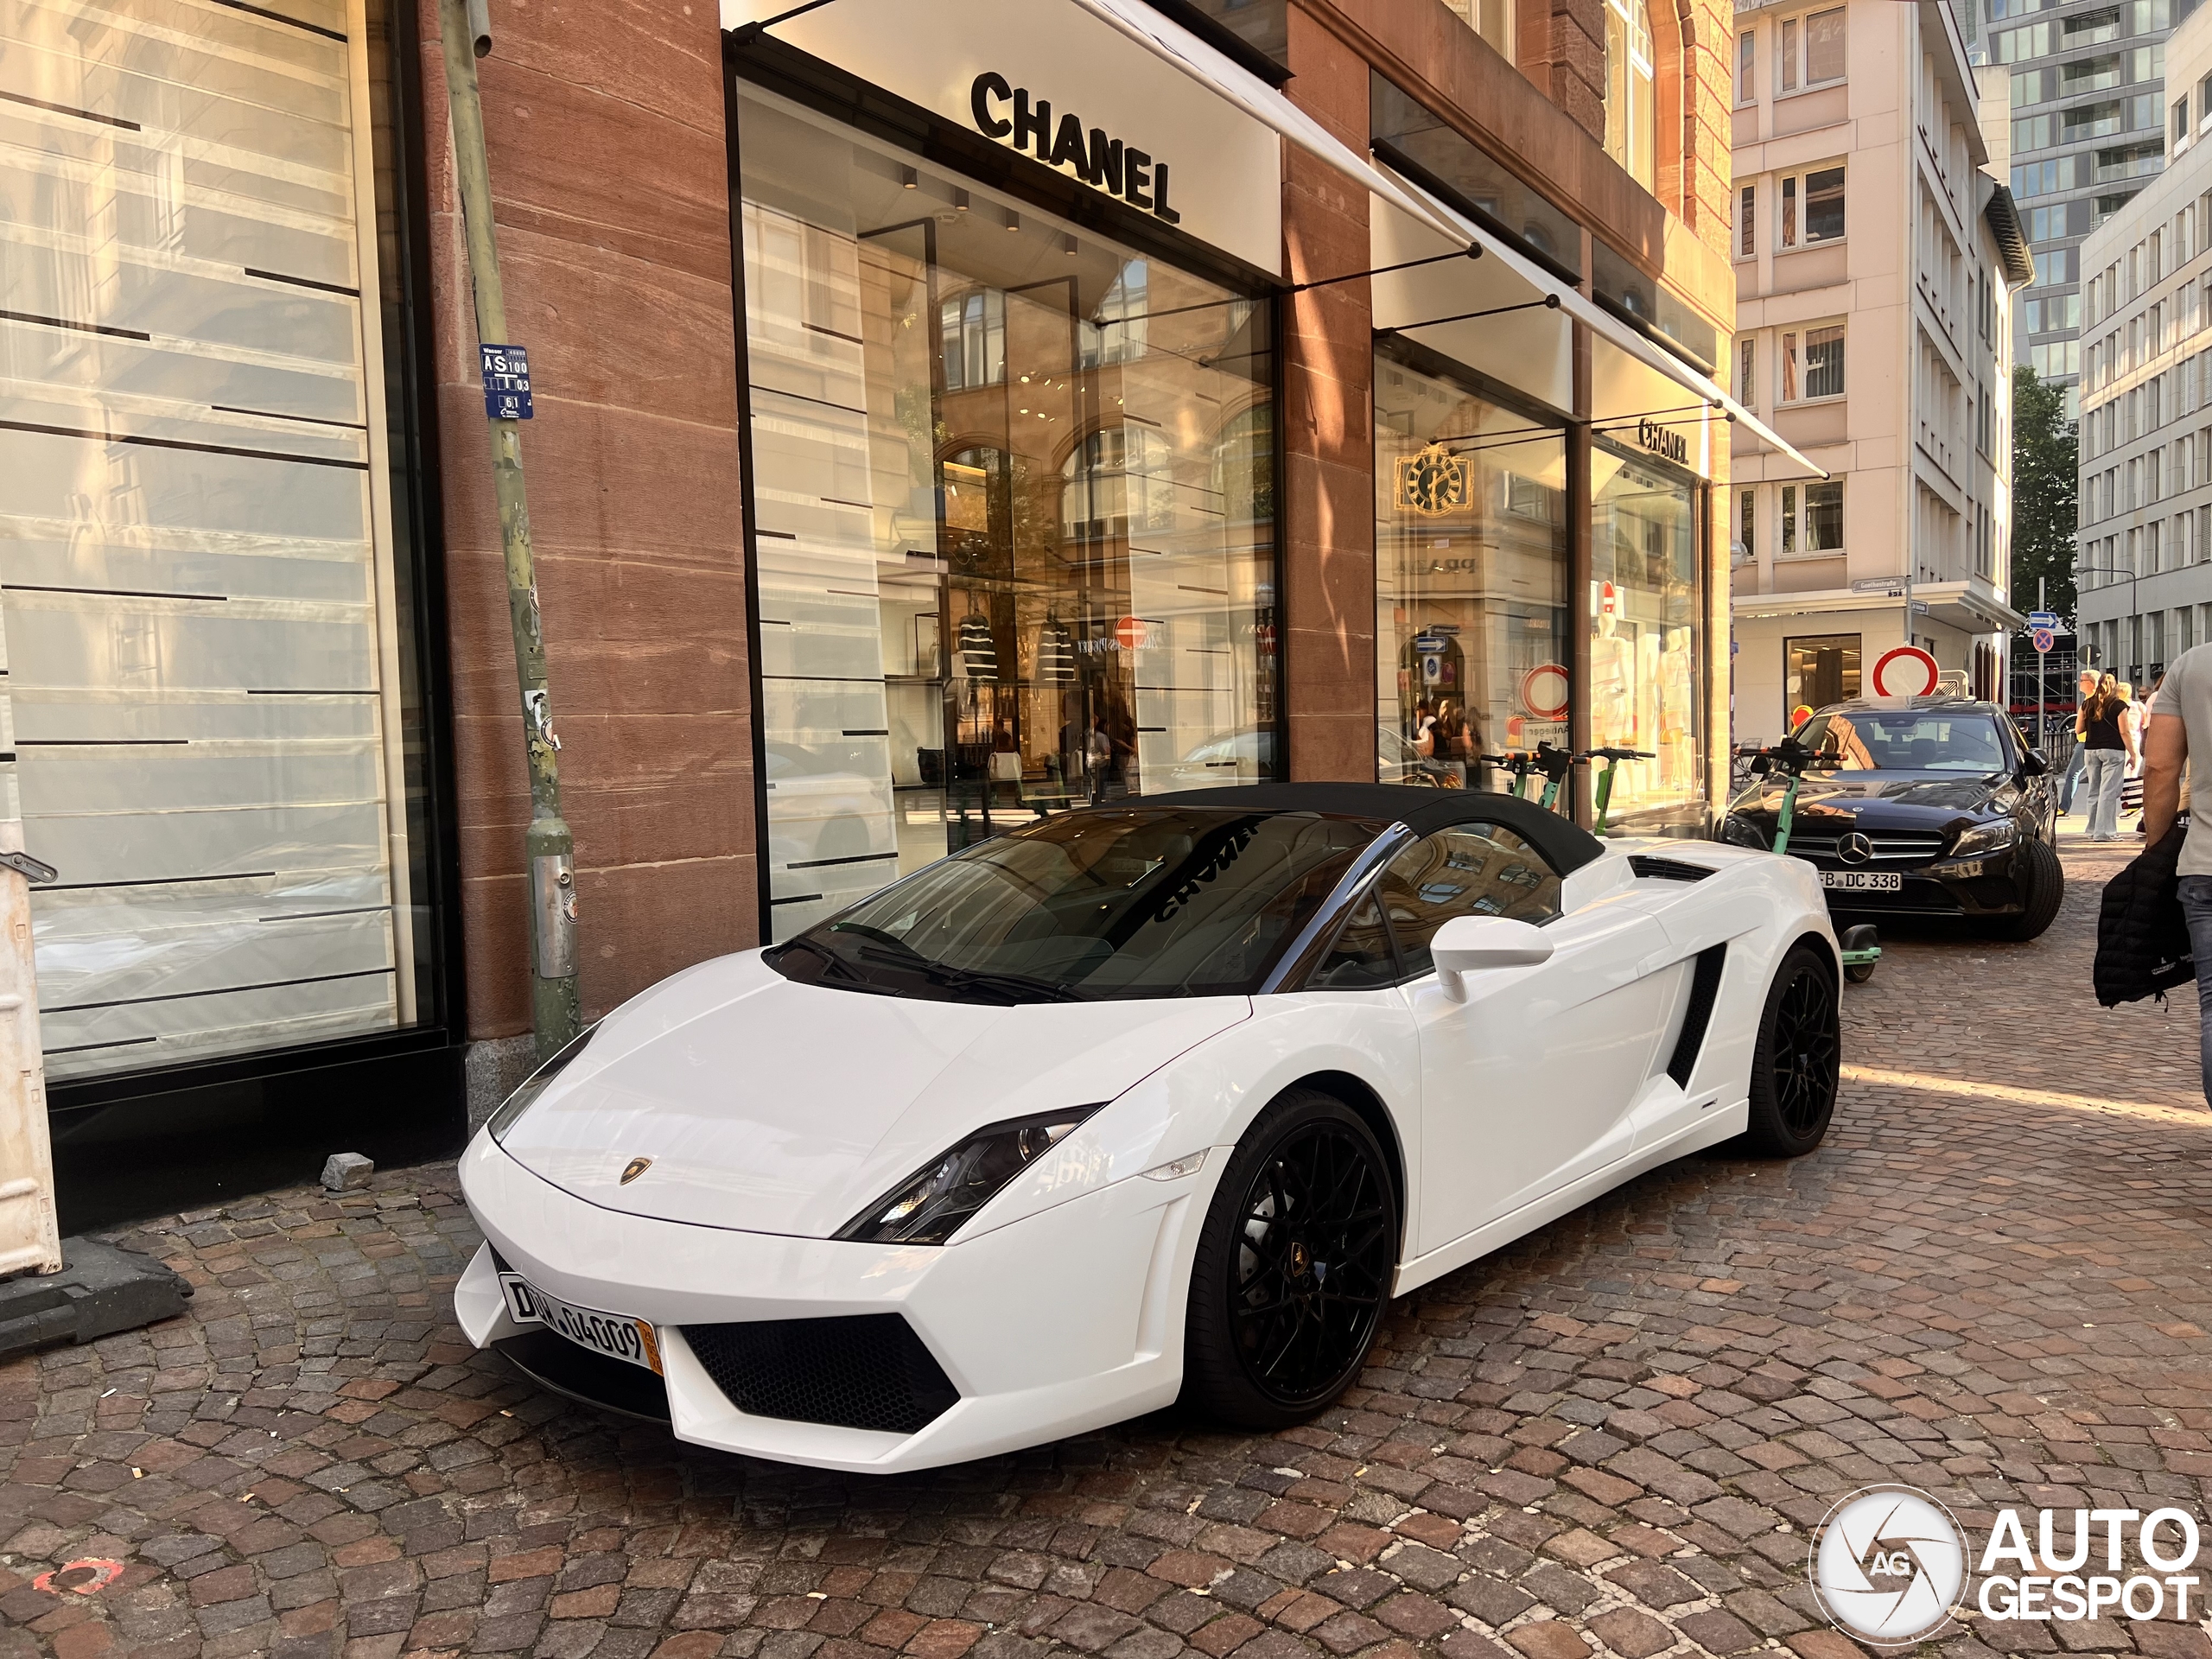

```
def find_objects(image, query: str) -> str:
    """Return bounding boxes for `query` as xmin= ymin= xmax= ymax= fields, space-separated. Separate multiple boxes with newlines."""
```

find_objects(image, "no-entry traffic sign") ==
xmin=1871 ymin=645 xmax=1941 ymax=698
xmin=1114 ymin=616 xmax=1149 ymax=651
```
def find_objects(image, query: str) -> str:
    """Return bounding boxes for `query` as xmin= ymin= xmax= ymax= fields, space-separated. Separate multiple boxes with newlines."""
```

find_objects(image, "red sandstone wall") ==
xmin=420 ymin=0 xmax=757 ymax=1040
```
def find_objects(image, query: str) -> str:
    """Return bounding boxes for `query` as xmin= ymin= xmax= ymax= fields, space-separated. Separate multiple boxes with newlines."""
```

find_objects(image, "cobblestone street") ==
xmin=9 ymin=839 xmax=2212 ymax=1659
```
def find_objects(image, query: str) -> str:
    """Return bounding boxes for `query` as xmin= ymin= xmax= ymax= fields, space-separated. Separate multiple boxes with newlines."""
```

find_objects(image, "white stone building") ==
xmin=1728 ymin=0 xmax=2034 ymax=745
xmin=2076 ymin=0 xmax=2212 ymax=683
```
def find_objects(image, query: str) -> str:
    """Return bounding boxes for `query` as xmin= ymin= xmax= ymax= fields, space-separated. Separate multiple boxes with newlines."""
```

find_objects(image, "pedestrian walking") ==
xmin=2139 ymin=644 xmax=2212 ymax=1099
xmin=2058 ymin=667 xmax=2097 ymax=814
xmin=2078 ymin=671 xmax=2136 ymax=841
xmin=1430 ymin=698 xmax=1474 ymax=785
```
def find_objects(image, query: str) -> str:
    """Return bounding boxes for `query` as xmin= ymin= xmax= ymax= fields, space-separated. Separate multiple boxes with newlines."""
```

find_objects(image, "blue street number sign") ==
xmin=480 ymin=343 xmax=532 ymax=420
xmin=2031 ymin=626 xmax=2056 ymax=653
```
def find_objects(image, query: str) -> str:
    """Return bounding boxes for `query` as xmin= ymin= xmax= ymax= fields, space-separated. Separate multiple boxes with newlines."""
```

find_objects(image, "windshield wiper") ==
xmin=849 ymin=944 xmax=1082 ymax=1003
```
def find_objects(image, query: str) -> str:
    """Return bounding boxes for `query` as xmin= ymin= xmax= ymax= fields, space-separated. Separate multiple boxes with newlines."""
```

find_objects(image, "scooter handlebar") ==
xmin=1580 ymin=747 xmax=1652 ymax=762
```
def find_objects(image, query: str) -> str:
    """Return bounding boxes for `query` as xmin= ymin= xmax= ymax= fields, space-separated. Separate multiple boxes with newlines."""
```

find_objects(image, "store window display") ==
xmin=736 ymin=89 xmax=1279 ymax=941
xmin=1591 ymin=444 xmax=1704 ymax=830
xmin=1373 ymin=355 xmax=1570 ymax=791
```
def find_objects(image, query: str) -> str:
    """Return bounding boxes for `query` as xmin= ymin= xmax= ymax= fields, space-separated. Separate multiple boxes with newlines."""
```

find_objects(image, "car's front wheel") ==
xmin=1739 ymin=943 xmax=1840 ymax=1157
xmin=1983 ymin=836 xmax=2063 ymax=942
xmin=1181 ymin=1089 xmax=1399 ymax=1429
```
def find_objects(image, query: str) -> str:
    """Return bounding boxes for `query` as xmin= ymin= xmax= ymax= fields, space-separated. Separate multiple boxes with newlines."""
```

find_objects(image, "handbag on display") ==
xmin=991 ymin=751 xmax=1022 ymax=783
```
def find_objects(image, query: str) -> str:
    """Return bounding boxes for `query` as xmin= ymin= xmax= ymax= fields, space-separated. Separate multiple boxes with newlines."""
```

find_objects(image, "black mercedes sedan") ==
xmin=1719 ymin=696 xmax=2062 ymax=940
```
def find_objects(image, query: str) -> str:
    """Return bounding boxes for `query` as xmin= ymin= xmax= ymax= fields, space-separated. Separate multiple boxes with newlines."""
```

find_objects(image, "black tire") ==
xmin=1739 ymin=944 xmax=1840 ymax=1158
xmin=1181 ymin=1089 xmax=1399 ymax=1429
xmin=1983 ymin=836 xmax=2063 ymax=942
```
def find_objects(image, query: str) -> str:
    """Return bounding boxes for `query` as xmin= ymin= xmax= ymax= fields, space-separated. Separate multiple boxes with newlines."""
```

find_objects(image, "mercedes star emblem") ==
xmin=1839 ymin=832 xmax=1874 ymax=866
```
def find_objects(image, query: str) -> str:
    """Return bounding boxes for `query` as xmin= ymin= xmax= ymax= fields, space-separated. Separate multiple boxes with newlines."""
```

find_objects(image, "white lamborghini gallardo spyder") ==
xmin=455 ymin=784 xmax=1840 ymax=1473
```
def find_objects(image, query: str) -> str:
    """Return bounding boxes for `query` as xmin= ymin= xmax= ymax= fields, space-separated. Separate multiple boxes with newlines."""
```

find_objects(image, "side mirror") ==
xmin=1432 ymin=915 xmax=1553 ymax=1000
xmin=2018 ymin=750 xmax=2050 ymax=778
xmin=1749 ymin=753 xmax=1772 ymax=775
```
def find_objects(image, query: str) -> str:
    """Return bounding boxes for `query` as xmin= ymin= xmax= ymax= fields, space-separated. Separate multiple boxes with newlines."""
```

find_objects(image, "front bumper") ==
xmin=1791 ymin=846 xmax=2028 ymax=917
xmin=454 ymin=1132 xmax=1207 ymax=1473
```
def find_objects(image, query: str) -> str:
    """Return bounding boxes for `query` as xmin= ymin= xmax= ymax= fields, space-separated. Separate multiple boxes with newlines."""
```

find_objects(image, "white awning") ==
xmin=1061 ymin=0 xmax=1474 ymax=246
xmin=1374 ymin=162 xmax=1830 ymax=481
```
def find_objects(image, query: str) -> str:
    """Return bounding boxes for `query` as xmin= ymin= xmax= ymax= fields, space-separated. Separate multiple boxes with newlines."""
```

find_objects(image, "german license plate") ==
xmin=499 ymin=1273 xmax=662 ymax=1374
xmin=1820 ymin=870 xmax=1902 ymax=893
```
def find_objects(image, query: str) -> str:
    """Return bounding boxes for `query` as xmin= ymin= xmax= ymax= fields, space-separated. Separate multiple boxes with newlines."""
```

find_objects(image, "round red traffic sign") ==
xmin=1520 ymin=662 xmax=1571 ymax=721
xmin=2031 ymin=626 xmax=2056 ymax=653
xmin=1115 ymin=616 xmax=1148 ymax=651
xmin=1871 ymin=645 xmax=1940 ymax=698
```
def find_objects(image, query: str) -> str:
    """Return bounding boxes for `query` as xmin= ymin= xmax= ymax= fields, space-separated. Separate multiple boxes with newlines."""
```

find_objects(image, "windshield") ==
xmin=768 ymin=808 xmax=1382 ymax=1002
xmin=1796 ymin=711 xmax=2008 ymax=772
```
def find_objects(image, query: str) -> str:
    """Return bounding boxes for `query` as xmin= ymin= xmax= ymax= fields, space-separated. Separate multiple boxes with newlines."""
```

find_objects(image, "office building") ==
xmin=2077 ymin=0 xmax=2212 ymax=682
xmin=1729 ymin=0 xmax=2035 ymax=744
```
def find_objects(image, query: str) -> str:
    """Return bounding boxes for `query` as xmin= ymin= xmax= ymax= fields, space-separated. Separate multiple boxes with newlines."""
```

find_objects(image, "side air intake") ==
xmin=1665 ymin=944 xmax=1727 ymax=1087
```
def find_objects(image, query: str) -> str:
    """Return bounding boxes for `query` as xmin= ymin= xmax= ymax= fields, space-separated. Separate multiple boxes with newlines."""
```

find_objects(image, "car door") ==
xmin=1382 ymin=823 xmax=1676 ymax=1255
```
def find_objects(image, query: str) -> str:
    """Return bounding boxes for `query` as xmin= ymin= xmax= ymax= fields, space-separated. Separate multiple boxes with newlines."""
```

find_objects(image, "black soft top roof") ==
xmin=1145 ymin=783 xmax=1606 ymax=874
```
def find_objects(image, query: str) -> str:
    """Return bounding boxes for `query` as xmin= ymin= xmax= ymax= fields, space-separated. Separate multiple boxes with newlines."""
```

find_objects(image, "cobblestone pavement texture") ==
xmin=10 ymin=838 xmax=2212 ymax=1659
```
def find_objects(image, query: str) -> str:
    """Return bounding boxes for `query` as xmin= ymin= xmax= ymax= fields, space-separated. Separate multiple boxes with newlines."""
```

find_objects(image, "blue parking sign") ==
xmin=480 ymin=343 xmax=532 ymax=420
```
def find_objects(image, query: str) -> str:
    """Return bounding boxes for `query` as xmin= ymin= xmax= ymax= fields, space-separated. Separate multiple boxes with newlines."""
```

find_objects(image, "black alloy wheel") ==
xmin=1740 ymin=944 xmax=1840 ymax=1157
xmin=1181 ymin=1090 xmax=1399 ymax=1427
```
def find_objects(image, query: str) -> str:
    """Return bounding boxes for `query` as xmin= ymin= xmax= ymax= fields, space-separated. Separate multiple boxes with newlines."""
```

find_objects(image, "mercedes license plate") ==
xmin=1819 ymin=870 xmax=1902 ymax=893
xmin=499 ymin=1273 xmax=663 ymax=1374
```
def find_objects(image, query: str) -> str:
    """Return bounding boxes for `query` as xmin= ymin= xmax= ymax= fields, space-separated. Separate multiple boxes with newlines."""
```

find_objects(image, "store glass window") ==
xmin=1784 ymin=634 xmax=1860 ymax=727
xmin=735 ymin=88 xmax=1279 ymax=942
xmin=1591 ymin=445 xmax=1703 ymax=830
xmin=3 ymin=0 xmax=441 ymax=1080
xmin=1374 ymin=353 xmax=1569 ymax=791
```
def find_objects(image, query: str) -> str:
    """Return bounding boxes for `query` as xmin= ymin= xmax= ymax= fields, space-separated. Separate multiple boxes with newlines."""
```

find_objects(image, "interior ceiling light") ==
xmin=899 ymin=165 xmax=918 ymax=189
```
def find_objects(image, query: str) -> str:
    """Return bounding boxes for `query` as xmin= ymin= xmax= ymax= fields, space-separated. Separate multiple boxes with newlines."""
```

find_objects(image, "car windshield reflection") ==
xmin=766 ymin=808 xmax=1382 ymax=1002
xmin=1796 ymin=712 xmax=2006 ymax=773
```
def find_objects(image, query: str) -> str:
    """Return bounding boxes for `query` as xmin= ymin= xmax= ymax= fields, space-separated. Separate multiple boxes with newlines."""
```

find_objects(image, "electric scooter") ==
xmin=1741 ymin=738 xmax=1882 ymax=983
xmin=1578 ymin=746 xmax=1652 ymax=836
xmin=1483 ymin=750 xmax=1538 ymax=799
xmin=1531 ymin=742 xmax=1575 ymax=811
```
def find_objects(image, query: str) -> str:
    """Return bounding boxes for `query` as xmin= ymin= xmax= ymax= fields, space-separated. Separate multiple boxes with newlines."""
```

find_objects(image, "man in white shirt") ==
xmin=2140 ymin=645 xmax=2210 ymax=1099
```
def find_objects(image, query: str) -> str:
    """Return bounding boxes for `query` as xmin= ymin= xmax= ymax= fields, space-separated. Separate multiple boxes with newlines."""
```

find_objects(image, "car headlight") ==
xmin=486 ymin=1022 xmax=600 ymax=1143
xmin=1719 ymin=815 xmax=1768 ymax=849
xmin=836 ymin=1108 xmax=1102 ymax=1245
xmin=1949 ymin=820 xmax=2018 ymax=859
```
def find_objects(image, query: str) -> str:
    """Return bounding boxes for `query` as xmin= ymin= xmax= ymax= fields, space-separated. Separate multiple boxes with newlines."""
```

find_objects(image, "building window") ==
xmin=1375 ymin=353 xmax=1567 ymax=789
xmin=737 ymin=89 xmax=1280 ymax=941
xmin=1805 ymin=479 xmax=1844 ymax=550
xmin=1803 ymin=8 xmax=1847 ymax=84
xmin=1779 ymin=15 xmax=1798 ymax=92
xmin=1778 ymin=167 xmax=1845 ymax=248
xmin=6 ymin=0 xmax=445 ymax=1082
xmin=1592 ymin=447 xmax=1702 ymax=829
xmin=1739 ymin=337 xmax=1756 ymax=404
xmin=1804 ymin=325 xmax=1845 ymax=397
xmin=1444 ymin=0 xmax=1514 ymax=60
xmin=1738 ymin=30 xmax=1756 ymax=103
xmin=1740 ymin=185 xmax=1756 ymax=257
xmin=1739 ymin=488 xmax=1756 ymax=560
xmin=1781 ymin=325 xmax=1844 ymax=402
xmin=1785 ymin=635 xmax=1860 ymax=725
xmin=1605 ymin=0 xmax=1657 ymax=189
xmin=1782 ymin=483 xmax=1797 ymax=551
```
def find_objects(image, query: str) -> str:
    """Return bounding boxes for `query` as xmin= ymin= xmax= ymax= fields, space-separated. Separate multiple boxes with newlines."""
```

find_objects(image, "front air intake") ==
xmin=683 ymin=1314 xmax=959 ymax=1434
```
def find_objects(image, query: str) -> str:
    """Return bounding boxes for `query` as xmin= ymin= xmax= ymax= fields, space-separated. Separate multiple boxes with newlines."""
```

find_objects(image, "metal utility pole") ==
xmin=438 ymin=0 xmax=580 ymax=1061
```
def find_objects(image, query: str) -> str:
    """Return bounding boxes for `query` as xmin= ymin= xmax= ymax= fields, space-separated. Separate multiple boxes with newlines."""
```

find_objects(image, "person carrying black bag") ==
xmin=2126 ymin=644 xmax=2211 ymax=1096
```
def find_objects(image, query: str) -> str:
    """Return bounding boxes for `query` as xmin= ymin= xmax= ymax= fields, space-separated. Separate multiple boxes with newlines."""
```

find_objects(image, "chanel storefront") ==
xmin=727 ymin=0 xmax=1294 ymax=938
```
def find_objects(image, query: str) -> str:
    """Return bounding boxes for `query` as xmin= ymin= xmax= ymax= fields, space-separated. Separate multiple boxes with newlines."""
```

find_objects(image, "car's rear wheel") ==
xmin=1181 ymin=1090 xmax=1398 ymax=1429
xmin=1982 ymin=836 xmax=2063 ymax=942
xmin=1739 ymin=944 xmax=1840 ymax=1158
